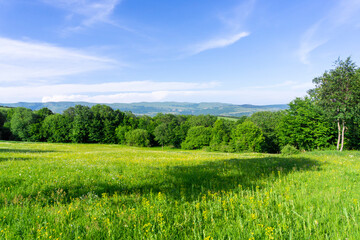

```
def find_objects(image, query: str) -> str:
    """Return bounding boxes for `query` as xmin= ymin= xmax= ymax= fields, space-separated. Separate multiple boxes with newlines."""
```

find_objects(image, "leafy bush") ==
xmin=219 ymin=144 xmax=235 ymax=153
xmin=231 ymin=121 xmax=265 ymax=152
xmin=116 ymin=125 xmax=131 ymax=144
xmin=10 ymin=107 xmax=36 ymax=141
xmin=181 ymin=126 xmax=211 ymax=150
xmin=281 ymin=144 xmax=300 ymax=155
xmin=125 ymin=129 xmax=151 ymax=147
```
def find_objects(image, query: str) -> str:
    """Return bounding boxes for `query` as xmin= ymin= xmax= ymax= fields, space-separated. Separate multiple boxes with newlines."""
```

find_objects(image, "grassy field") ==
xmin=217 ymin=116 xmax=241 ymax=122
xmin=0 ymin=141 xmax=359 ymax=239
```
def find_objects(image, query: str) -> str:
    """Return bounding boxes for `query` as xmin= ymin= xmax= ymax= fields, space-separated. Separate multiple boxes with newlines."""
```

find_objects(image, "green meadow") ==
xmin=0 ymin=141 xmax=359 ymax=239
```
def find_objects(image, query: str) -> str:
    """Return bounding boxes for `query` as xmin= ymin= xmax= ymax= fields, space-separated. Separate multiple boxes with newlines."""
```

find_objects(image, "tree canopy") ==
xmin=310 ymin=57 xmax=360 ymax=151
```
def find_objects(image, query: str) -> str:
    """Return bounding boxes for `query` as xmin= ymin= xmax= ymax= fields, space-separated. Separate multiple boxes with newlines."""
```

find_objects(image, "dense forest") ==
xmin=1 ymin=57 xmax=360 ymax=153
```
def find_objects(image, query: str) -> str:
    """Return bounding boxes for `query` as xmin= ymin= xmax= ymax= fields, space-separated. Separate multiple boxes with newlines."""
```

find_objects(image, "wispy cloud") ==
xmin=0 ymin=81 xmax=220 ymax=103
xmin=0 ymin=37 xmax=118 ymax=84
xmin=297 ymin=0 xmax=360 ymax=64
xmin=218 ymin=0 xmax=256 ymax=31
xmin=38 ymin=88 xmax=303 ymax=104
xmin=329 ymin=0 xmax=360 ymax=26
xmin=42 ymin=0 xmax=122 ymax=32
xmin=297 ymin=22 xmax=328 ymax=64
xmin=0 ymin=80 xmax=308 ymax=105
xmin=186 ymin=0 xmax=254 ymax=56
xmin=189 ymin=32 xmax=250 ymax=55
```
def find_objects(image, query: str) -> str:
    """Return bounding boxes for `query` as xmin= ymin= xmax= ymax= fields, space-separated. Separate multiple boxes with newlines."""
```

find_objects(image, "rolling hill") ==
xmin=0 ymin=102 xmax=288 ymax=116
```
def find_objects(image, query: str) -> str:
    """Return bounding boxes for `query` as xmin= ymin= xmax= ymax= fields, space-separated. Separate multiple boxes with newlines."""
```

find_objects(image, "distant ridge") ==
xmin=0 ymin=102 xmax=288 ymax=117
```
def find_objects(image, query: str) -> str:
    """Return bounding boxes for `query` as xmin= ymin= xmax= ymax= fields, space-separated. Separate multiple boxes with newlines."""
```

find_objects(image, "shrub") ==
xmin=125 ymin=129 xmax=151 ymax=147
xmin=181 ymin=126 xmax=211 ymax=150
xmin=281 ymin=144 xmax=300 ymax=155
xmin=231 ymin=121 xmax=265 ymax=152
xmin=219 ymin=144 xmax=235 ymax=153
xmin=115 ymin=125 xmax=130 ymax=144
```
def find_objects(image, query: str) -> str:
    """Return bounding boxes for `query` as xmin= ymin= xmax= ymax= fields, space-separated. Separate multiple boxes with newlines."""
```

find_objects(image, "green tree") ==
xmin=236 ymin=116 xmax=248 ymax=125
xmin=210 ymin=119 xmax=233 ymax=151
xmin=10 ymin=107 xmax=35 ymax=141
xmin=70 ymin=105 xmax=93 ymax=143
xmin=187 ymin=115 xmax=217 ymax=127
xmin=181 ymin=126 xmax=212 ymax=150
xmin=310 ymin=57 xmax=360 ymax=151
xmin=137 ymin=115 xmax=157 ymax=145
xmin=115 ymin=125 xmax=130 ymax=144
xmin=1 ymin=108 xmax=15 ymax=140
xmin=42 ymin=114 xmax=71 ymax=143
xmin=125 ymin=129 xmax=151 ymax=147
xmin=249 ymin=111 xmax=284 ymax=153
xmin=89 ymin=105 xmax=120 ymax=143
xmin=29 ymin=108 xmax=54 ymax=142
xmin=153 ymin=114 xmax=189 ymax=148
xmin=231 ymin=121 xmax=265 ymax=152
xmin=0 ymin=110 xmax=6 ymax=139
xmin=278 ymin=97 xmax=334 ymax=150
xmin=35 ymin=108 xmax=53 ymax=119
xmin=154 ymin=123 xmax=172 ymax=149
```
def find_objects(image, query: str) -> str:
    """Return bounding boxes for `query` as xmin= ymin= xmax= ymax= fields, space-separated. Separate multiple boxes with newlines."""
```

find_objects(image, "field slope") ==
xmin=0 ymin=142 xmax=359 ymax=239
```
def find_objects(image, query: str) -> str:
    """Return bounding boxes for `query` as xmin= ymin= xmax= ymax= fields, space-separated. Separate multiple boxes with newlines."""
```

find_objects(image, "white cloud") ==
xmin=0 ymin=80 xmax=309 ymax=105
xmin=0 ymin=37 xmax=118 ymax=84
xmin=189 ymin=32 xmax=250 ymax=55
xmin=40 ymin=88 xmax=305 ymax=105
xmin=185 ymin=0 xmax=254 ymax=56
xmin=42 ymin=0 xmax=122 ymax=31
xmin=42 ymin=92 xmax=171 ymax=103
xmin=0 ymin=81 xmax=219 ymax=103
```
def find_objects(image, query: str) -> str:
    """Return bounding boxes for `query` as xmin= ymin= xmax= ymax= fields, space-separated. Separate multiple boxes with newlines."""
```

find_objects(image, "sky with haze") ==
xmin=1 ymin=0 xmax=360 ymax=104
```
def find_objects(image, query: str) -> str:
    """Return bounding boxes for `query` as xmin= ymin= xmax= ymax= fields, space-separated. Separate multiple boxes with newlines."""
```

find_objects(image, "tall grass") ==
xmin=0 ymin=141 xmax=359 ymax=239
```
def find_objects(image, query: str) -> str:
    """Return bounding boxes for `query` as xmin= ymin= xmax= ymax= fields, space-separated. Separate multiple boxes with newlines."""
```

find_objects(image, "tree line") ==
xmin=1 ymin=57 xmax=360 ymax=152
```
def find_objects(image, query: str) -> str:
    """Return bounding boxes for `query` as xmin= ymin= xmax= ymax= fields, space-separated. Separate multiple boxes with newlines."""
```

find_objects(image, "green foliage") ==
xmin=310 ymin=57 xmax=360 ymax=151
xmin=280 ymin=144 xmax=300 ymax=155
xmin=154 ymin=123 xmax=172 ymax=147
xmin=249 ymin=111 xmax=284 ymax=153
xmin=181 ymin=126 xmax=212 ymax=150
xmin=89 ymin=105 xmax=121 ymax=143
xmin=41 ymin=114 xmax=71 ymax=143
xmin=125 ymin=129 xmax=151 ymax=147
xmin=123 ymin=112 xmax=138 ymax=129
xmin=346 ymin=119 xmax=360 ymax=149
xmin=154 ymin=114 xmax=189 ymax=148
xmin=34 ymin=107 xmax=53 ymax=120
xmin=0 ymin=109 xmax=14 ymax=140
xmin=9 ymin=107 xmax=35 ymax=141
xmin=187 ymin=114 xmax=217 ymax=127
xmin=115 ymin=125 xmax=130 ymax=144
xmin=0 ymin=111 xmax=6 ymax=140
xmin=278 ymin=97 xmax=334 ymax=151
xmin=210 ymin=119 xmax=233 ymax=151
xmin=236 ymin=115 xmax=248 ymax=125
xmin=231 ymin=121 xmax=265 ymax=152
xmin=70 ymin=105 xmax=93 ymax=143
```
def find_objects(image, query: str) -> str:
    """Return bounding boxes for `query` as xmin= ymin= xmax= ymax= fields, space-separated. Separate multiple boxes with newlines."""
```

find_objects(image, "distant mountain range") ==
xmin=0 ymin=102 xmax=288 ymax=117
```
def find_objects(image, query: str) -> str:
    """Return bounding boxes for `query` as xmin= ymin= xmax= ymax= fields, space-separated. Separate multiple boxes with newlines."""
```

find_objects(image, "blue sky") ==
xmin=1 ymin=0 xmax=360 ymax=104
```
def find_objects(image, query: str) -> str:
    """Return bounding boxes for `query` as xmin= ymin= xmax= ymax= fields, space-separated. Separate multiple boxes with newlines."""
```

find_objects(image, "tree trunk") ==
xmin=337 ymin=119 xmax=341 ymax=151
xmin=340 ymin=121 xmax=346 ymax=151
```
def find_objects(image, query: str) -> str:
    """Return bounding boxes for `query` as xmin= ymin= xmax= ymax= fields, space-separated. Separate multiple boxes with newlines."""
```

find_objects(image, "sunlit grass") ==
xmin=0 ymin=141 xmax=359 ymax=239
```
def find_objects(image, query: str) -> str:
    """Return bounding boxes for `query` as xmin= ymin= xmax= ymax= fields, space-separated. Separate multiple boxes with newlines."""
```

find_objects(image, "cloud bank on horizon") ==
xmin=0 ymin=0 xmax=360 ymax=104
